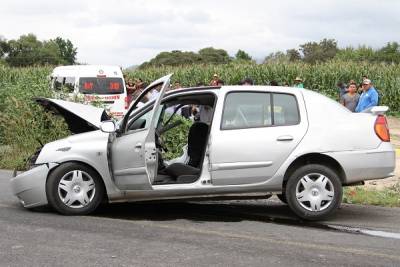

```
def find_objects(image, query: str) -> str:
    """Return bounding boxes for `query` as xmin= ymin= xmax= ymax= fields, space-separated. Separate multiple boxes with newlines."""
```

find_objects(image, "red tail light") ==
xmin=374 ymin=115 xmax=390 ymax=142
xmin=124 ymin=96 xmax=129 ymax=109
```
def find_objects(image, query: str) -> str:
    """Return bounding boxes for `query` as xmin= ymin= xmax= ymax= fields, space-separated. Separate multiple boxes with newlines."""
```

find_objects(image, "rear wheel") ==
xmin=286 ymin=164 xmax=342 ymax=220
xmin=46 ymin=162 xmax=104 ymax=215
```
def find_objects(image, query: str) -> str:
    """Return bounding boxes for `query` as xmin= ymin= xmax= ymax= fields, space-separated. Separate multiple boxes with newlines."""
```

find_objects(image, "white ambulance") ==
xmin=50 ymin=65 xmax=128 ymax=118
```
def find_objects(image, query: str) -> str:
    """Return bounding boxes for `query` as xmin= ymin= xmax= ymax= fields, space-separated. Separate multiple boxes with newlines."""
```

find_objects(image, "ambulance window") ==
xmin=53 ymin=76 xmax=75 ymax=93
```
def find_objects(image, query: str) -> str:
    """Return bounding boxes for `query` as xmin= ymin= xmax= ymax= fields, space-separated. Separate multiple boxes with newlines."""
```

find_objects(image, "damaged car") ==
xmin=10 ymin=74 xmax=396 ymax=220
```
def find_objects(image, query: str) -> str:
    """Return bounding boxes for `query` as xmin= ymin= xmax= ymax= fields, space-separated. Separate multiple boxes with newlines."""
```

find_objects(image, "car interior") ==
xmin=127 ymin=92 xmax=216 ymax=185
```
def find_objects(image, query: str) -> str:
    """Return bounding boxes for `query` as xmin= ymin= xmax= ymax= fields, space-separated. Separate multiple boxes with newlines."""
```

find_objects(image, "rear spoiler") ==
xmin=362 ymin=106 xmax=389 ymax=116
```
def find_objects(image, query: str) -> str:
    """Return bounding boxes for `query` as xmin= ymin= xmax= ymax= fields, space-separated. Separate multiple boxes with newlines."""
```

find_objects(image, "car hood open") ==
xmin=36 ymin=98 xmax=110 ymax=134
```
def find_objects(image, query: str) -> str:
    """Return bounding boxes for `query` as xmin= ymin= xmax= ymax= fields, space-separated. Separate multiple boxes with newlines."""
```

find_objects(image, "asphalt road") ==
xmin=1 ymin=170 xmax=400 ymax=266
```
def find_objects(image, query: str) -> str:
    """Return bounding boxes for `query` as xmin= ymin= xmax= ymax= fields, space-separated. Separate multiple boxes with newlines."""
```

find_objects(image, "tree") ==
xmin=235 ymin=49 xmax=252 ymax=61
xmin=39 ymin=40 xmax=64 ymax=65
xmin=376 ymin=42 xmax=400 ymax=63
xmin=198 ymin=47 xmax=231 ymax=64
xmin=0 ymin=36 xmax=9 ymax=58
xmin=286 ymin=49 xmax=301 ymax=62
xmin=140 ymin=47 xmax=231 ymax=68
xmin=263 ymin=51 xmax=288 ymax=63
xmin=300 ymin=38 xmax=338 ymax=64
xmin=52 ymin=37 xmax=77 ymax=65
xmin=6 ymin=34 xmax=43 ymax=66
xmin=140 ymin=50 xmax=202 ymax=68
xmin=2 ymin=34 xmax=78 ymax=66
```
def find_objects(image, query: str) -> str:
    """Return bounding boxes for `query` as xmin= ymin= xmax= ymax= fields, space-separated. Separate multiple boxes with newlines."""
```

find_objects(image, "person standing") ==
xmin=270 ymin=80 xmax=279 ymax=86
xmin=294 ymin=77 xmax=304 ymax=88
xmin=355 ymin=79 xmax=379 ymax=112
xmin=240 ymin=78 xmax=254 ymax=85
xmin=337 ymin=82 xmax=347 ymax=100
xmin=210 ymin=74 xmax=219 ymax=86
xmin=216 ymin=79 xmax=225 ymax=86
xmin=340 ymin=83 xmax=360 ymax=112
xmin=125 ymin=78 xmax=135 ymax=106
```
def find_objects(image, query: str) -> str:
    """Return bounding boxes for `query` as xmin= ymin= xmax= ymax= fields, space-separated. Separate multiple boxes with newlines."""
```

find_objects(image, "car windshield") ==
xmin=78 ymin=77 xmax=124 ymax=95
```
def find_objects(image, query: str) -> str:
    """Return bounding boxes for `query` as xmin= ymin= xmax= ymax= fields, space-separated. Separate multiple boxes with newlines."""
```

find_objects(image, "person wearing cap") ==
xmin=355 ymin=79 xmax=379 ymax=112
xmin=294 ymin=77 xmax=304 ymax=88
xmin=210 ymin=74 xmax=219 ymax=86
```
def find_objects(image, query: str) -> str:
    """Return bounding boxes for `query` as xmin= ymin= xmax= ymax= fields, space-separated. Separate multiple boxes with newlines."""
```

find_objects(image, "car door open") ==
xmin=110 ymin=74 xmax=172 ymax=190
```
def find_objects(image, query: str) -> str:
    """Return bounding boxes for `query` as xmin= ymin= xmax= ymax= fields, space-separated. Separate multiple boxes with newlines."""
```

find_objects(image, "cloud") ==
xmin=2 ymin=0 xmax=85 ymax=16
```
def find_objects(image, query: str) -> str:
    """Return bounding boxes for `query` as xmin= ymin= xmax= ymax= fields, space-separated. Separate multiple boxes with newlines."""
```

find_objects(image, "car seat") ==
xmin=164 ymin=122 xmax=209 ymax=182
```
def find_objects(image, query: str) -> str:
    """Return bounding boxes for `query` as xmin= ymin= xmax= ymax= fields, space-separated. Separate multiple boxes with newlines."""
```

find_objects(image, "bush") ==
xmin=0 ymin=66 xmax=70 ymax=169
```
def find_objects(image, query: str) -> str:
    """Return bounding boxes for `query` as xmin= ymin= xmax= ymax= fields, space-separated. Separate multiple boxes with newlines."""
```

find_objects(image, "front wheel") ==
xmin=285 ymin=164 xmax=342 ymax=221
xmin=46 ymin=162 xmax=104 ymax=215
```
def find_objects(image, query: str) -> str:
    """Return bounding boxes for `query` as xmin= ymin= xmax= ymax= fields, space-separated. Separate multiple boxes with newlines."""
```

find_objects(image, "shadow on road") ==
xmin=90 ymin=200 xmax=400 ymax=239
xmin=93 ymin=200 xmax=295 ymax=223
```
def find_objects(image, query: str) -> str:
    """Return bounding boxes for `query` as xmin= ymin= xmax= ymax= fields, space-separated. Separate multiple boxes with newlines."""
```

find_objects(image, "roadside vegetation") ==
xmin=1 ymin=60 xmax=400 ymax=171
xmin=125 ymin=61 xmax=400 ymax=113
xmin=343 ymin=184 xmax=400 ymax=207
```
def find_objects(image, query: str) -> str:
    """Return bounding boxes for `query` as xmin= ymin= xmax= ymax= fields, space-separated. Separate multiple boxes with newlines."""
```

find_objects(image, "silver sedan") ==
xmin=10 ymin=74 xmax=396 ymax=220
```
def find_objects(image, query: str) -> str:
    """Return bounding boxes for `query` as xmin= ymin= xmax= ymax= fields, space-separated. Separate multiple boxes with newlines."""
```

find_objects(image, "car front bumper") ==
xmin=10 ymin=163 xmax=58 ymax=208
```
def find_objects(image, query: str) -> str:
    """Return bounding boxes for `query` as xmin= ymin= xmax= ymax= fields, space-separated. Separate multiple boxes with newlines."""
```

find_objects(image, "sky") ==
xmin=1 ymin=0 xmax=399 ymax=67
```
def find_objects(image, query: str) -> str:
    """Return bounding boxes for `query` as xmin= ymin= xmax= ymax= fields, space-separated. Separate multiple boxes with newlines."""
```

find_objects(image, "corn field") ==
xmin=125 ymin=61 xmax=400 ymax=110
xmin=0 ymin=61 xmax=400 ymax=169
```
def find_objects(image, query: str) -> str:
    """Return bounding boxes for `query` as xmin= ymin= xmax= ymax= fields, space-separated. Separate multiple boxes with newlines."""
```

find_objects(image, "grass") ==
xmin=0 ymin=145 xmax=34 ymax=170
xmin=389 ymin=111 xmax=400 ymax=118
xmin=343 ymin=184 xmax=400 ymax=207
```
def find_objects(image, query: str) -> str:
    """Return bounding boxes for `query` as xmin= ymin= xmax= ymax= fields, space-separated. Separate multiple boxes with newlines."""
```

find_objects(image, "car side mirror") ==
xmin=100 ymin=120 xmax=117 ymax=133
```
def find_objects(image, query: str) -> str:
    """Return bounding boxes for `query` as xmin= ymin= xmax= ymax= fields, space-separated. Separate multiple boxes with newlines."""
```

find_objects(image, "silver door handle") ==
xmin=277 ymin=135 xmax=293 ymax=141
xmin=134 ymin=143 xmax=142 ymax=149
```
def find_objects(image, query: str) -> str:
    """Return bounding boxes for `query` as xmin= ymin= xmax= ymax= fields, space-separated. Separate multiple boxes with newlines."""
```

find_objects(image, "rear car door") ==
xmin=110 ymin=74 xmax=171 ymax=190
xmin=209 ymin=90 xmax=308 ymax=185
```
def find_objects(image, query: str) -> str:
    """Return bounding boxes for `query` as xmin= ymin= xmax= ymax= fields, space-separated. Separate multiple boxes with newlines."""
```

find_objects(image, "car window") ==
xmin=127 ymin=104 xmax=165 ymax=132
xmin=273 ymin=93 xmax=300 ymax=126
xmin=127 ymin=108 xmax=154 ymax=131
xmin=221 ymin=92 xmax=299 ymax=130
xmin=221 ymin=92 xmax=272 ymax=130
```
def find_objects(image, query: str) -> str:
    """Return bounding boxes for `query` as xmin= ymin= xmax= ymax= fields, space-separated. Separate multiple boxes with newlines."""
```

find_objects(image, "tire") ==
xmin=46 ymin=162 xmax=105 ymax=215
xmin=276 ymin=193 xmax=287 ymax=204
xmin=285 ymin=164 xmax=342 ymax=221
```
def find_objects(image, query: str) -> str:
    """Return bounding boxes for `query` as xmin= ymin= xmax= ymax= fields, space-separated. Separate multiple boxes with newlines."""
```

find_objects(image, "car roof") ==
xmin=166 ymin=85 xmax=305 ymax=97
